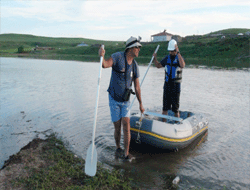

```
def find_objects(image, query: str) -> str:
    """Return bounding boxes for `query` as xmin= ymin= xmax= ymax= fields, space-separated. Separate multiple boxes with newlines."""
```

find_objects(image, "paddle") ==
xmin=85 ymin=45 xmax=104 ymax=176
xmin=129 ymin=45 xmax=160 ymax=110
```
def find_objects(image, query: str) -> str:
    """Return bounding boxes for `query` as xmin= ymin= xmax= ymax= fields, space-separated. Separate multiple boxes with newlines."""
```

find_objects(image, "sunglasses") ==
xmin=134 ymin=46 xmax=141 ymax=49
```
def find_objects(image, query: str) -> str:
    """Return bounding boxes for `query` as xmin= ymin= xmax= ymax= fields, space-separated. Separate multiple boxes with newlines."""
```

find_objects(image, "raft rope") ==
xmin=135 ymin=114 xmax=144 ymax=144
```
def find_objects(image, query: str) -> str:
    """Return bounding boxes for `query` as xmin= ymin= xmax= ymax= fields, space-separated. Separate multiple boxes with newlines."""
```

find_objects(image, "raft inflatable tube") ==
xmin=130 ymin=111 xmax=208 ymax=150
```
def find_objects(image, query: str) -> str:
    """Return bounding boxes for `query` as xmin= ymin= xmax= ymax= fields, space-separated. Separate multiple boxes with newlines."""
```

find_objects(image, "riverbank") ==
xmin=0 ymin=132 xmax=227 ymax=190
xmin=2 ymin=54 xmax=249 ymax=71
xmin=0 ymin=134 xmax=138 ymax=190
xmin=0 ymin=30 xmax=249 ymax=69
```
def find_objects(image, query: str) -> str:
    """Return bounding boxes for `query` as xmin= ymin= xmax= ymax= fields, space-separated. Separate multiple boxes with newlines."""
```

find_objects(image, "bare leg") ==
xmin=162 ymin=110 xmax=168 ymax=122
xmin=113 ymin=119 xmax=122 ymax=149
xmin=122 ymin=117 xmax=131 ymax=157
xmin=175 ymin=111 xmax=180 ymax=118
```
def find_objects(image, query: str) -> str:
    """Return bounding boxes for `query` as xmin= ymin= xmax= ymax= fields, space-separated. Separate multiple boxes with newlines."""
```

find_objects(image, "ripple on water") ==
xmin=1 ymin=58 xmax=249 ymax=189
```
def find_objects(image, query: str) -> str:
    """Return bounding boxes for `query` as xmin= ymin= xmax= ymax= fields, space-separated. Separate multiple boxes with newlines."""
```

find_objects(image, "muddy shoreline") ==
xmin=0 ymin=134 xmax=136 ymax=190
xmin=0 ymin=138 xmax=49 ymax=189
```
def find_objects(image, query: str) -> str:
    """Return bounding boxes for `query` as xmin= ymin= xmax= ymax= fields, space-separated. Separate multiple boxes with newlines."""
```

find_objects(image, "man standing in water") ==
xmin=99 ymin=36 xmax=145 ymax=162
xmin=153 ymin=39 xmax=185 ymax=119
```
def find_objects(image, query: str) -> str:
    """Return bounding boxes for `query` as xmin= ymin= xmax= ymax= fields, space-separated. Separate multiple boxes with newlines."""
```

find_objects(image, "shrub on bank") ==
xmin=18 ymin=46 xmax=24 ymax=53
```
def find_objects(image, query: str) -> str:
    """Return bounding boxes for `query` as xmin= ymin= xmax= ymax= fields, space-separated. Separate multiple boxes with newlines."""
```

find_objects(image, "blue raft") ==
xmin=130 ymin=111 xmax=209 ymax=150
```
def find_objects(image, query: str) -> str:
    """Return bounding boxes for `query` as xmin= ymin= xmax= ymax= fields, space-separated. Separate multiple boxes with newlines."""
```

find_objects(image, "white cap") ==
xmin=168 ymin=39 xmax=177 ymax=51
xmin=125 ymin=36 xmax=142 ymax=50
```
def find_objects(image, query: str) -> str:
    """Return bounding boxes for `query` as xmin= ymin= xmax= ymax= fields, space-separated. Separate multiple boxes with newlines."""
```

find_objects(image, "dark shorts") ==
xmin=163 ymin=82 xmax=181 ymax=113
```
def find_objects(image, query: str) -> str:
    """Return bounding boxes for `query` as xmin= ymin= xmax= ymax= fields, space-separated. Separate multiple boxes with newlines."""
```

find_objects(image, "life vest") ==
xmin=165 ymin=55 xmax=182 ymax=83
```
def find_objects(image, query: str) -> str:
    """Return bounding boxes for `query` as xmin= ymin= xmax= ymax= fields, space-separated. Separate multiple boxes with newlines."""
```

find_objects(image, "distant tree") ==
xmin=18 ymin=46 xmax=24 ymax=53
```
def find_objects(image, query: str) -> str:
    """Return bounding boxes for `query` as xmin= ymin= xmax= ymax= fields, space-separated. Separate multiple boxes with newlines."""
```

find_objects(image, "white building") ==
xmin=151 ymin=30 xmax=173 ymax=42
xmin=77 ymin=42 xmax=89 ymax=47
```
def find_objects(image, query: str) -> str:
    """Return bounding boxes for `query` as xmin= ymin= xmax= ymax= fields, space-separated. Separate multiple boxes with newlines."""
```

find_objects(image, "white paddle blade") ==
xmin=85 ymin=144 xmax=97 ymax=176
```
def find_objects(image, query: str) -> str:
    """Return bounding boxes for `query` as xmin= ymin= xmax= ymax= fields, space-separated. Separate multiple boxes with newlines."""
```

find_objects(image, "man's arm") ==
xmin=98 ymin=46 xmax=113 ymax=68
xmin=175 ymin=44 xmax=185 ymax=68
xmin=153 ymin=53 xmax=163 ymax=68
xmin=134 ymin=78 xmax=145 ymax=113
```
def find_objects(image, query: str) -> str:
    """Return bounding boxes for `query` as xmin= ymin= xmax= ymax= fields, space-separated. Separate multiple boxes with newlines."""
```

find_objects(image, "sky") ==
xmin=1 ymin=0 xmax=250 ymax=42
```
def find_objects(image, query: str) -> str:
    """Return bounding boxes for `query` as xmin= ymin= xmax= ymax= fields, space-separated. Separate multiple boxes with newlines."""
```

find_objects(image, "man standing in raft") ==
xmin=99 ymin=36 xmax=145 ymax=162
xmin=153 ymin=39 xmax=185 ymax=119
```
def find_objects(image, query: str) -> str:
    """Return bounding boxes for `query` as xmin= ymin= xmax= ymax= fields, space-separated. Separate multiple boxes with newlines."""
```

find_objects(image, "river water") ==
xmin=0 ymin=57 xmax=249 ymax=189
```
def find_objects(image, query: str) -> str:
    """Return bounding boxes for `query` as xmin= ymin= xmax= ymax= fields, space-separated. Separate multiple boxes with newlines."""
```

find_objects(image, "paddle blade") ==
xmin=85 ymin=144 xmax=97 ymax=176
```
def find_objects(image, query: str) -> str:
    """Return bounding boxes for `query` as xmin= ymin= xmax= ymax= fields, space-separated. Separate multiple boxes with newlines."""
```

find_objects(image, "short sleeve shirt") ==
xmin=108 ymin=51 xmax=140 ymax=102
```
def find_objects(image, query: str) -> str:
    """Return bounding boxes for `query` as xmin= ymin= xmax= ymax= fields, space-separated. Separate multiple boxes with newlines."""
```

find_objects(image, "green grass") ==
xmin=208 ymin=28 xmax=250 ymax=35
xmin=179 ymin=37 xmax=250 ymax=68
xmin=11 ymin=134 xmax=137 ymax=190
xmin=0 ymin=28 xmax=249 ymax=68
xmin=0 ymin=33 xmax=123 ymax=48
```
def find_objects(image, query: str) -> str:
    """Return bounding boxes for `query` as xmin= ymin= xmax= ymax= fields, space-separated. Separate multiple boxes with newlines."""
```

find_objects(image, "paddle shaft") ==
xmin=85 ymin=45 xmax=104 ymax=176
xmin=129 ymin=45 xmax=160 ymax=110
xmin=91 ymin=45 xmax=104 ymax=157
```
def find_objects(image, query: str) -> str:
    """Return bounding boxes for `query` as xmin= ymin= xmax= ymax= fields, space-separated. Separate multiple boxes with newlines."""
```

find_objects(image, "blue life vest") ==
xmin=164 ymin=55 xmax=182 ymax=83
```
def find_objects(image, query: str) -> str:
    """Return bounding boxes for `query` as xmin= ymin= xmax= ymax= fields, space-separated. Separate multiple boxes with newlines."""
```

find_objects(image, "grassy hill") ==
xmin=0 ymin=28 xmax=249 ymax=69
xmin=0 ymin=33 xmax=123 ymax=49
xmin=208 ymin=28 xmax=250 ymax=35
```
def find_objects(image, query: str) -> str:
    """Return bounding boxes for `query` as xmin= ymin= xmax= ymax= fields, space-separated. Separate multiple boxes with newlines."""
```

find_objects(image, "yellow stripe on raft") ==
xmin=130 ymin=126 xmax=208 ymax=142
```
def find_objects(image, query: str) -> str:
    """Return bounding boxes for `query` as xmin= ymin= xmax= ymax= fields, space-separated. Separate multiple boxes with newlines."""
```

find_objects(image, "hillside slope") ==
xmin=0 ymin=28 xmax=249 ymax=68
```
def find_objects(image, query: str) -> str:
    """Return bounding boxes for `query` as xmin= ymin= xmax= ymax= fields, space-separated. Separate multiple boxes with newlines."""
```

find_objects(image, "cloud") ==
xmin=2 ymin=0 xmax=86 ymax=22
xmin=148 ymin=12 xmax=249 ymax=27
xmin=3 ymin=0 xmax=249 ymax=23
xmin=1 ymin=0 xmax=249 ymax=40
xmin=182 ymin=13 xmax=249 ymax=25
xmin=88 ymin=26 xmax=126 ymax=31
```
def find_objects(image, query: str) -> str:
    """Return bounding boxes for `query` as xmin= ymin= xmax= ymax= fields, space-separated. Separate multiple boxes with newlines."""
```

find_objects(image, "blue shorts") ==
xmin=109 ymin=94 xmax=130 ymax=123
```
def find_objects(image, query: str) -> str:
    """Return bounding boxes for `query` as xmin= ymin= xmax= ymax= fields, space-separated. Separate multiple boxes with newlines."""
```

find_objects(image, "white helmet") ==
xmin=168 ymin=39 xmax=177 ymax=51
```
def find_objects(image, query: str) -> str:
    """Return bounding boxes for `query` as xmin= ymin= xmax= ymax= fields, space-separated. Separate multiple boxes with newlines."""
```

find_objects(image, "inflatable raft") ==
xmin=130 ymin=111 xmax=208 ymax=150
